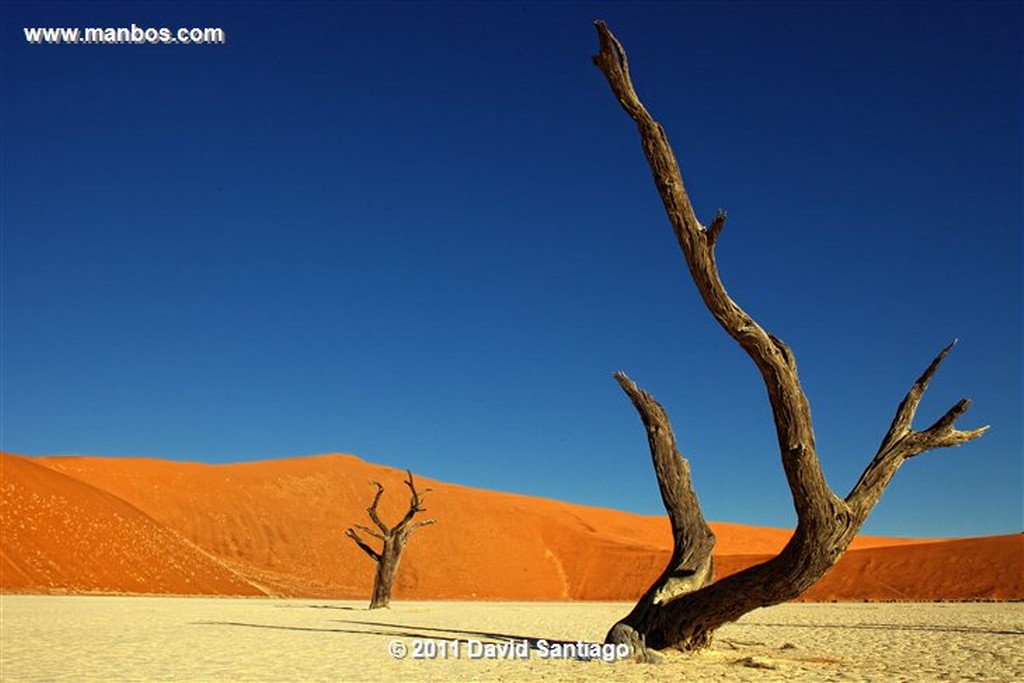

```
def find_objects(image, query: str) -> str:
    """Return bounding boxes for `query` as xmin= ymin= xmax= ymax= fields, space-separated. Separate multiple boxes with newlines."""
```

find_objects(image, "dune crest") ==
xmin=1 ymin=452 xmax=1019 ymax=600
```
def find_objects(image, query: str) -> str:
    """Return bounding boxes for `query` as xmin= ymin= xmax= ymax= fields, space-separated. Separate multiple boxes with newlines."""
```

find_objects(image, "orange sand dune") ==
xmin=804 ymin=535 xmax=1024 ymax=601
xmin=2 ymin=451 xmax=1019 ymax=601
xmin=0 ymin=454 xmax=265 ymax=596
xmin=713 ymin=534 xmax=1023 ymax=602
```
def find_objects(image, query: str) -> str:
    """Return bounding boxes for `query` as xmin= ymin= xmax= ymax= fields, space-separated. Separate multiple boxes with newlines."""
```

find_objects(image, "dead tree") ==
xmin=591 ymin=21 xmax=987 ymax=660
xmin=345 ymin=470 xmax=435 ymax=609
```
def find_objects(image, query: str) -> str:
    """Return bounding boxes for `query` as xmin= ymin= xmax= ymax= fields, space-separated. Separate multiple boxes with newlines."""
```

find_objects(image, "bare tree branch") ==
xmin=345 ymin=528 xmax=381 ymax=562
xmin=613 ymin=371 xmax=715 ymax=581
xmin=847 ymin=343 xmax=988 ymax=516
xmin=352 ymin=524 xmax=385 ymax=540
xmin=395 ymin=470 xmax=431 ymax=533
xmin=608 ymin=371 xmax=716 ymax=659
xmin=594 ymin=17 xmax=836 ymax=539
xmin=366 ymin=482 xmax=389 ymax=534
xmin=877 ymin=340 xmax=956 ymax=448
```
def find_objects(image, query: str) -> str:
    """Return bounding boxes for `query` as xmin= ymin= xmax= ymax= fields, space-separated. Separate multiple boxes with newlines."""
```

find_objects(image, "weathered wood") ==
xmin=592 ymin=20 xmax=986 ymax=657
xmin=605 ymin=372 xmax=716 ymax=661
xmin=345 ymin=470 xmax=435 ymax=609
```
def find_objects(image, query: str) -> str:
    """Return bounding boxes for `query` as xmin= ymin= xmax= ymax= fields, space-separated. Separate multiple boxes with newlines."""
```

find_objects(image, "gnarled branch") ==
xmin=365 ymin=482 xmax=389 ymax=534
xmin=345 ymin=528 xmax=382 ymax=562
xmin=395 ymin=470 xmax=432 ymax=534
xmin=593 ymin=19 xmax=834 ymax=531
xmin=847 ymin=340 xmax=989 ymax=517
xmin=613 ymin=371 xmax=715 ymax=600
xmin=607 ymin=372 xmax=716 ymax=660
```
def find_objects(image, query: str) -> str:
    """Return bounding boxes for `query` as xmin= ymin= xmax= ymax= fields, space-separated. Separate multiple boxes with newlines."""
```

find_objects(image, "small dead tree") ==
xmin=345 ymin=470 xmax=435 ymax=609
xmin=591 ymin=21 xmax=987 ymax=660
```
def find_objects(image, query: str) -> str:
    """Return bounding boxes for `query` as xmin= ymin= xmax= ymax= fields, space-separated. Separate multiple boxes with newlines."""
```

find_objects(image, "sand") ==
xmin=3 ymin=452 xmax=1020 ymax=601
xmin=2 ymin=596 xmax=1021 ymax=682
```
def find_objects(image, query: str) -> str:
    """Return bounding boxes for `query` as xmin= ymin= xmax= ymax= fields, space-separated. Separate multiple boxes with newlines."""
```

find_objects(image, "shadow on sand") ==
xmin=195 ymin=616 xmax=592 ymax=655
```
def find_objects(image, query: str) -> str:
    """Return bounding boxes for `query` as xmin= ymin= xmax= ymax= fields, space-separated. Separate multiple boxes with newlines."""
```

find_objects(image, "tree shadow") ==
xmin=195 ymin=621 xmax=363 ymax=635
xmin=194 ymin=618 xmax=610 ymax=659
xmin=331 ymin=617 xmax=577 ymax=651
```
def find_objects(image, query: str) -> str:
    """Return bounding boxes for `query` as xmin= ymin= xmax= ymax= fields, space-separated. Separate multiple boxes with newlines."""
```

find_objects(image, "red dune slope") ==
xmin=2 ymin=452 xmax=1019 ymax=601
xmin=23 ymin=452 xmax=671 ymax=599
xmin=713 ymin=534 xmax=1023 ymax=602
xmin=804 ymin=534 xmax=1024 ymax=601
xmin=0 ymin=454 xmax=265 ymax=595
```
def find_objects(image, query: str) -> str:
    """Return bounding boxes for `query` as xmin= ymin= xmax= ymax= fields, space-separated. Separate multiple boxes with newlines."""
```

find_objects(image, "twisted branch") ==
xmin=593 ymin=18 xmax=834 ymax=533
xmin=847 ymin=340 xmax=989 ymax=517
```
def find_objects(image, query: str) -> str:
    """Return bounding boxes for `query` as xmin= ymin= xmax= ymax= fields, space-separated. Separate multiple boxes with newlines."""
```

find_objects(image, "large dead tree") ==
xmin=345 ymin=471 xmax=435 ymax=609
xmin=592 ymin=21 xmax=987 ymax=660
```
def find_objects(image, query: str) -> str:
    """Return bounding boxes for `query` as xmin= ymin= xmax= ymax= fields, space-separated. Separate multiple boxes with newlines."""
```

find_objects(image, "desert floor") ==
xmin=1 ymin=596 xmax=1021 ymax=682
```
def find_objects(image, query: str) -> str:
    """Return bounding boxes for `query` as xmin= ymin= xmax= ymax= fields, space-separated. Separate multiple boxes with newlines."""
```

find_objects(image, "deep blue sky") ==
xmin=3 ymin=2 xmax=1020 ymax=538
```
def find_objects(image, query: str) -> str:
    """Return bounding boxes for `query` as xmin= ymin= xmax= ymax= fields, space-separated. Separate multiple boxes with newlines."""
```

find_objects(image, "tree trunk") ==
xmin=369 ymin=541 xmax=404 ymax=609
xmin=346 ymin=471 xmax=435 ymax=609
xmin=591 ymin=20 xmax=987 ymax=659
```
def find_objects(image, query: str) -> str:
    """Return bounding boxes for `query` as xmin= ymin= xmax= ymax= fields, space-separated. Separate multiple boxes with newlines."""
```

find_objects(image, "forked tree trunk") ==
xmin=345 ymin=471 xmax=435 ymax=609
xmin=591 ymin=21 xmax=987 ymax=660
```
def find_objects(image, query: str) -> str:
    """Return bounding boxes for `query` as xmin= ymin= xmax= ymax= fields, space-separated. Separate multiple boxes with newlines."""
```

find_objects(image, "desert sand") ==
xmin=2 ymin=596 xmax=1022 ymax=682
xmin=2 ymin=451 xmax=1020 ymax=602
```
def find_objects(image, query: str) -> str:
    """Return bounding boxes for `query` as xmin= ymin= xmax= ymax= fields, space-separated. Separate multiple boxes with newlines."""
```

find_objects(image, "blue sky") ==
xmin=3 ymin=2 xmax=1020 ymax=538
